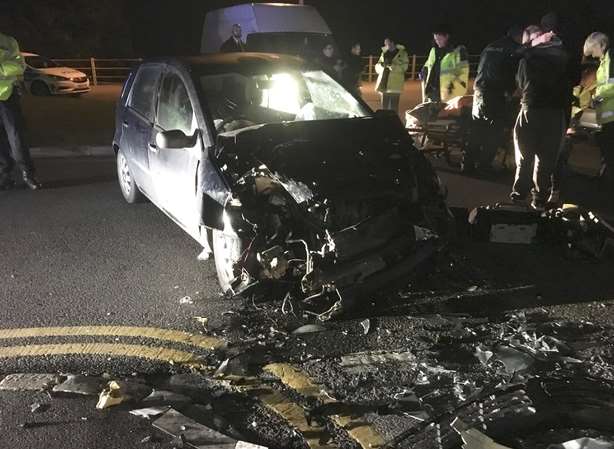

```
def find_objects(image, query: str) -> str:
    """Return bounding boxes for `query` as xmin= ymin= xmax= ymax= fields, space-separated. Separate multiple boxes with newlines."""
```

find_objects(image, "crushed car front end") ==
xmin=212 ymin=115 xmax=451 ymax=315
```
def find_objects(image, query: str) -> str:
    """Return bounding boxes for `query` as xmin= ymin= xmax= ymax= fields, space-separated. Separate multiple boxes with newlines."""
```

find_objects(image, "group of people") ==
xmin=372 ymin=18 xmax=614 ymax=210
xmin=470 ymin=17 xmax=613 ymax=210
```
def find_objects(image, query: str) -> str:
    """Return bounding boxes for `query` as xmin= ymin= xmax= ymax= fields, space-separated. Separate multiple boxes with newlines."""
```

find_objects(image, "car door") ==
xmin=150 ymin=68 xmax=202 ymax=236
xmin=121 ymin=64 xmax=162 ymax=200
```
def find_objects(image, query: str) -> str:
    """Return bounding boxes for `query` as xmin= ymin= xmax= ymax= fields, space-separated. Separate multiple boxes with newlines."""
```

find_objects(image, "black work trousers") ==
xmin=512 ymin=108 xmax=566 ymax=201
xmin=380 ymin=93 xmax=400 ymax=114
xmin=597 ymin=121 xmax=614 ymax=190
xmin=469 ymin=117 xmax=505 ymax=169
xmin=0 ymin=91 xmax=34 ymax=181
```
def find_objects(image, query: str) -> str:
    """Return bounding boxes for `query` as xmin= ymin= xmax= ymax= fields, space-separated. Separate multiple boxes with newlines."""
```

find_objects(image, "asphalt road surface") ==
xmin=2 ymin=156 xmax=614 ymax=449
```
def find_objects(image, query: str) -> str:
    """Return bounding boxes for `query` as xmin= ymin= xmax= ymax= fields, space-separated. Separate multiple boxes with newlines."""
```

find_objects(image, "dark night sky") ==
xmin=2 ymin=0 xmax=614 ymax=58
xmin=129 ymin=0 xmax=614 ymax=54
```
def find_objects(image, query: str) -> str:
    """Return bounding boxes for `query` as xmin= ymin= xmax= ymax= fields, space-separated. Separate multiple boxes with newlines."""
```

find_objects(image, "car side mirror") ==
xmin=156 ymin=129 xmax=199 ymax=150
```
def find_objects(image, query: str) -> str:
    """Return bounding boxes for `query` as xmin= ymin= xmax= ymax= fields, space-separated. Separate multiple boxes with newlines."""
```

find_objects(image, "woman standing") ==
xmin=375 ymin=37 xmax=409 ymax=113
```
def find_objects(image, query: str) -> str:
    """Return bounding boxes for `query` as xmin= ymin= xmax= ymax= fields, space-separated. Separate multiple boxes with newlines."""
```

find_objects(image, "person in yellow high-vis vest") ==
xmin=375 ymin=37 xmax=409 ymax=113
xmin=0 ymin=32 xmax=40 ymax=190
xmin=584 ymin=32 xmax=614 ymax=193
xmin=420 ymin=25 xmax=469 ymax=103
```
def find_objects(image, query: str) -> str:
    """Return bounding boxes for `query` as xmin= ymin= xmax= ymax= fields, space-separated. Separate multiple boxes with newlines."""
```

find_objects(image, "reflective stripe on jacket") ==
xmin=375 ymin=45 xmax=409 ymax=94
xmin=596 ymin=49 xmax=614 ymax=125
xmin=424 ymin=46 xmax=469 ymax=102
xmin=0 ymin=33 xmax=24 ymax=101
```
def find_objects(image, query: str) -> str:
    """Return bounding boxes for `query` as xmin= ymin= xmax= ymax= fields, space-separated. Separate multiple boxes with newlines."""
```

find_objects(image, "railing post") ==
xmin=411 ymin=54 xmax=417 ymax=80
xmin=90 ymin=57 xmax=98 ymax=86
xmin=368 ymin=55 xmax=374 ymax=83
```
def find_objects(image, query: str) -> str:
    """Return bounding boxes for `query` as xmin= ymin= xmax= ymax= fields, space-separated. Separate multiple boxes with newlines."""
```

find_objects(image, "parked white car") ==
xmin=22 ymin=52 xmax=90 ymax=96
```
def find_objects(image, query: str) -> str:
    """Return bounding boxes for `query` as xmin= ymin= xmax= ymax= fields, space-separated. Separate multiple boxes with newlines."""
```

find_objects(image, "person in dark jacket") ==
xmin=343 ymin=42 xmax=365 ymax=97
xmin=464 ymin=26 xmax=523 ymax=173
xmin=511 ymin=25 xmax=569 ymax=210
xmin=317 ymin=42 xmax=344 ymax=82
xmin=220 ymin=24 xmax=245 ymax=53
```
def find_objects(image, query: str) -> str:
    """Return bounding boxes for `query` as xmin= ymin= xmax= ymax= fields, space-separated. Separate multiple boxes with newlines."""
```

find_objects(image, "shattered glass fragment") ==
xmin=53 ymin=374 xmax=104 ymax=396
xmin=474 ymin=346 xmax=494 ymax=366
xmin=360 ymin=319 xmax=371 ymax=335
xmin=494 ymin=346 xmax=534 ymax=374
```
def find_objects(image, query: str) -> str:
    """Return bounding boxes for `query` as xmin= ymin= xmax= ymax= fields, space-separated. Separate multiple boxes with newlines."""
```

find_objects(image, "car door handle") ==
xmin=149 ymin=143 xmax=158 ymax=153
xmin=122 ymin=120 xmax=129 ymax=128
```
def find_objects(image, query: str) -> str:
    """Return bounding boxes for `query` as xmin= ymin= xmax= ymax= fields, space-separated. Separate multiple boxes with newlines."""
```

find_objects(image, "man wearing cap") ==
xmin=420 ymin=25 xmax=469 ymax=103
xmin=0 ymin=31 xmax=41 ymax=190
xmin=464 ymin=26 xmax=523 ymax=173
xmin=584 ymin=32 xmax=614 ymax=194
xmin=510 ymin=25 xmax=569 ymax=210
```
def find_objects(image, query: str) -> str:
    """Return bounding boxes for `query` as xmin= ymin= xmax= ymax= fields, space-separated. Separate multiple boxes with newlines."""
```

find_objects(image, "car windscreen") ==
xmin=25 ymin=56 xmax=61 ymax=69
xmin=199 ymin=69 xmax=371 ymax=133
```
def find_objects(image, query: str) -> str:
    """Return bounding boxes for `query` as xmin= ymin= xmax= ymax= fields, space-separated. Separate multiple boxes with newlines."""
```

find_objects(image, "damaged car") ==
xmin=113 ymin=53 xmax=451 ymax=313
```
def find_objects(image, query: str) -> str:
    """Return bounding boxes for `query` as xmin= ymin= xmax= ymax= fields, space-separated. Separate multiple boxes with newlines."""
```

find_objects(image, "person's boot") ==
xmin=510 ymin=192 xmax=526 ymax=206
xmin=530 ymin=196 xmax=546 ymax=212
xmin=22 ymin=170 xmax=42 ymax=190
xmin=546 ymin=190 xmax=561 ymax=209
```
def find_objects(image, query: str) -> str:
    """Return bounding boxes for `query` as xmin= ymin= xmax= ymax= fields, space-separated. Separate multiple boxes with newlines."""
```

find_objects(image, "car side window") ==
xmin=157 ymin=72 xmax=195 ymax=135
xmin=128 ymin=66 xmax=160 ymax=122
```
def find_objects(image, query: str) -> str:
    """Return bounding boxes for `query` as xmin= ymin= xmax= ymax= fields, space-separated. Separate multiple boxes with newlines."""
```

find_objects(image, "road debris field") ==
xmin=2 ymin=208 xmax=614 ymax=449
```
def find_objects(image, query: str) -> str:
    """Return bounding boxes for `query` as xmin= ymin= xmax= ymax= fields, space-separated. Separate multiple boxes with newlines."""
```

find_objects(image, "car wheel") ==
xmin=212 ymin=227 xmax=245 ymax=294
xmin=116 ymin=148 xmax=143 ymax=204
xmin=31 ymin=80 xmax=51 ymax=96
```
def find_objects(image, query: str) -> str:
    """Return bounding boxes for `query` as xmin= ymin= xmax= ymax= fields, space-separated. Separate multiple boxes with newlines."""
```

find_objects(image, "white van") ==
xmin=201 ymin=3 xmax=333 ymax=55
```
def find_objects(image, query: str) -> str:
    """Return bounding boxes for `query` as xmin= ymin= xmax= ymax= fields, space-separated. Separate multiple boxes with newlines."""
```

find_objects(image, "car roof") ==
xmin=144 ymin=52 xmax=311 ymax=76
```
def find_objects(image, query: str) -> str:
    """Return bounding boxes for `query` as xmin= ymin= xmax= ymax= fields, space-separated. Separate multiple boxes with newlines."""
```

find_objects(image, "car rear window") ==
xmin=129 ymin=66 xmax=160 ymax=122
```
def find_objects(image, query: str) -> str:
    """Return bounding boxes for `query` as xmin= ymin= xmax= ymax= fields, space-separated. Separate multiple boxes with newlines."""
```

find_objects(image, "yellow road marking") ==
xmin=239 ymin=382 xmax=336 ymax=449
xmin=264 ymin=363 xmax=385 ymax=449
xmin=0 ymin=326 xmax=225 ymax=350
xmin=0 ymin=343 xmax=205 ymax=368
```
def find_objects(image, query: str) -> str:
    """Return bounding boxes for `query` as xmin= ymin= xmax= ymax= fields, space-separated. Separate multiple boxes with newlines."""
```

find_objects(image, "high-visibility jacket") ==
xmin=0 ymin=33 xmax=24 ymax=101
xmin=595 ymin=49 xmax=614 ymax=125
xmin=375 ymin=45 xmax=409 ymax=94
xmin=424 ymin=45 xmax=469 ymax=102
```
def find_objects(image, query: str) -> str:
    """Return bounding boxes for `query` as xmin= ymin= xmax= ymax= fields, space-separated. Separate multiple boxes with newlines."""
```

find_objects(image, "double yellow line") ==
xmin=0 ymin=325 xmax=226 ymax=367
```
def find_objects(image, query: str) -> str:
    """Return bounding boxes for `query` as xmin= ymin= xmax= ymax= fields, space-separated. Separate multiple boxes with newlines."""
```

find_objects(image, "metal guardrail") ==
xmin=50 ymin=55 xmax=480 ymax=85
xmin=50 ymin=58 xmax=142 ymax=85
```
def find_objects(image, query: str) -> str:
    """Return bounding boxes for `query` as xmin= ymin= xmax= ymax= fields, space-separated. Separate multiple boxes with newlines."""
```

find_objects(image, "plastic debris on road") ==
xmin=360 ymin=319 xmax=371 ymax=335
xmin=474 ymin=346 xmax=494 ymax=366
xmin=129 ymin=406 xmax=171 ymax=419
xmin=494 ymin=345 xmax=535 ymax=374
xmin=53 ymin=374 xmax=104 ymax=396
xmin=291 ymin=324 xmax=326 ymax=335
xmin=30 ymin=402 xmax=49 ymax=413
xmin=153 ymin=407 xmax=266 ymax=449
xmin=340 ymin=350 xmax=416 ymax=367
xmin=547 ymin=438 xmax=614 ymax=449
xmin=142 ymin=389 xmax=191 ymax=405
xmin=452 ymin=419 xmax=513 ymax=449
xmin=96 ymin=381 xmax=128 ymax=409
xmin=0 ymin=373 xmax=60 ymax=391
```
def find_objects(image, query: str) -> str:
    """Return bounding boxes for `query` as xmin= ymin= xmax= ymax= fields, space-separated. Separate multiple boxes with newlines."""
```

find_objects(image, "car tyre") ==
xmin=116 ymin=148 xmax=144 ymax=204
xmin=31 ymin=80 xmax=51 ymax=96
xmin=212 ymin=227 xmax=245 ymax=295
